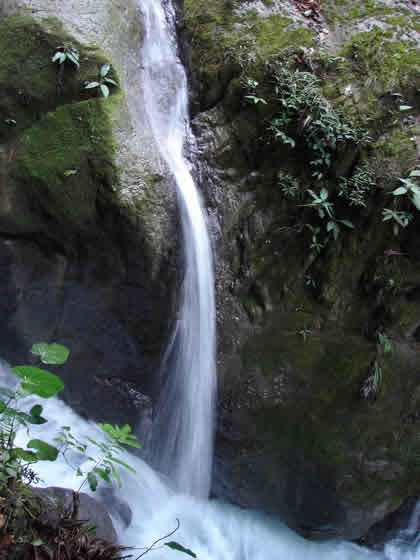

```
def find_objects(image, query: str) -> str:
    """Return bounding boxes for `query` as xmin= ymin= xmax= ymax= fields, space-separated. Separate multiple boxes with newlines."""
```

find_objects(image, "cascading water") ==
xmin=140 ymin=0 xmax=216 ymax=499
xmin=4 ymin=0 xmax=420 ymax=558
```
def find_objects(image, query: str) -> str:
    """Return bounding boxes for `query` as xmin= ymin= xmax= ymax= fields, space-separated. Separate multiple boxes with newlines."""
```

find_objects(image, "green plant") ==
xmin=262 ymin=65 xmax=371 ymax=175
xmin=382 ymin=208 xmax=413 ymax=236
xmin=338 ymin=163 xmax=376 ymax=207
xmin=297 ymin=327 xmax=312 ymax=341
xmin=377 ymin=332 xmax=392 ymax=354
xmin=326 ymin=218 xmax=354 ymax=240
xmin=85 ymin=63 xmax=118 ymax=98
xmin=278 ymin=170 xmax=300 ymax=198
xmin=303 ymin=188 xmax=334 ymax=218
xmin=305 ymin=223 xmax=324 ymax=253
xmin=52 ymin=44 xmax=80 ymax=68
xmin=55 ymin=423 xmax=140 ymax=492
xmin=392 ymin=167 xmax=420 ymax=211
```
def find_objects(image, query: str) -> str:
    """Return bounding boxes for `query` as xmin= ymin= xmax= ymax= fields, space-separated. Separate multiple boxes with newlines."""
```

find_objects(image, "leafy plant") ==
xmin=278 ymin=170 xmax=300 ymax=198
xmin=262 ymin=65 xmax=371 ymax=173
xmin=55 ymin=423 xmax=140 ymax=492
xmin=377 ymin=332 xmax=392 ymax=354
xmin=52 ymin=44 xmax=80 ymax=68
xmin=326 ymin=218 xmax=354 ymax=241
xmin=382 ymin=208 xmax=413 ymax=236
xmin=303 ymin=188 xmax=334 ymax=219
xmin=305 ymin=223 xmax=324 ymax=253
xmin=338 ymin=163 xmax=376 ymax=207
xmin=392 ymin=168 xmax=420 ymax=211
xmin=85 ymin=63 xmax=118 ymax=98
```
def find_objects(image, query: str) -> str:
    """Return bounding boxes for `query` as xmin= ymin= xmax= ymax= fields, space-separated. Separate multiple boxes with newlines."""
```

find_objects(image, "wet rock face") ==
xmin=0 ymin=5 xmax=179 ymax=424
xmin=187 ymin=0 xmax=420 ymax=540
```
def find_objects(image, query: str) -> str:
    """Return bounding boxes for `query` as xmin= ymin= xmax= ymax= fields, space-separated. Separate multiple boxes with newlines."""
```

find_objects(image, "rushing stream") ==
xmin=3 ymin=0 xmax=420 ymax=559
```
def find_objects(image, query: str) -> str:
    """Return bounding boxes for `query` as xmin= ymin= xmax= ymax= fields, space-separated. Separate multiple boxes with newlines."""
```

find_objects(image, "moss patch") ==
xmin=0 ymin=15 xmax=113 ymax=140
xmin=11 ymin=97 xmax=119 ymax=232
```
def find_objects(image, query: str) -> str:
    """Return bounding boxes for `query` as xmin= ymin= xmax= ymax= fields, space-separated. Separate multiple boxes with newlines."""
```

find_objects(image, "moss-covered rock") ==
xmin=11 ymin=98 xmax=119 ymax=233
xmin=0 ymin=15 xmax=113 ymax=140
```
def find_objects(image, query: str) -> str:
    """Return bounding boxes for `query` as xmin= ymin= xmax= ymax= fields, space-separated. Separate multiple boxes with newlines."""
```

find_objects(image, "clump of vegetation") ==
xmin=278 ymin=170 xmax=300 ymax=198
xmin=338 ymin=162 xmax=376 ymax=207
xmin=85 ymin=63 xmax=119 ymax=98
xmin=382 ymin=166 xmax=420 ymax=235
xmin=0 ymin=343 xmax=138 ymax=558
xmin=52 ymin=44 xmax=80 ymax=68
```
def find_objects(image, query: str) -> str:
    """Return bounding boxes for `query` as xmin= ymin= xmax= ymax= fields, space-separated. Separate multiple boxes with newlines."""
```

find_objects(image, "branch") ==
xmin=135 ymin=518 xmax=180 ymax=559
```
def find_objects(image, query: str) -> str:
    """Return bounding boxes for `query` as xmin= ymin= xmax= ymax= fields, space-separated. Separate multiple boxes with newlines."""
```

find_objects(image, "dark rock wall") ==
xmin=184 ymin=0 xmax=420 ymax=539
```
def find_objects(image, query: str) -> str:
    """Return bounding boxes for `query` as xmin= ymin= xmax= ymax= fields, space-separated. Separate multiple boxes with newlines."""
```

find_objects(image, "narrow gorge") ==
xmin=0 ymin=0 xmax=419 ymax=558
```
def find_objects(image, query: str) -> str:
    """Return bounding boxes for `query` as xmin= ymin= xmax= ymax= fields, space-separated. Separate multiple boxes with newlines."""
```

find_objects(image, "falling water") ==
xmin=140 ymin=0 xmax=216 ymax=498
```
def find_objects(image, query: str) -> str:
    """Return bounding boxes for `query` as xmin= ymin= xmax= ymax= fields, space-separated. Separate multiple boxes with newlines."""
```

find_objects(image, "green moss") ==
xmin=340 ymin=27 xmax=420 ymax=92
xmin=372 ymin=128 xmax=418 ymax=184
xmin=184 ymin=1 xmax=315 ymax=107
xmin=0 ymin=15 xmax=112 ymax=140
xmin=11 ymin=97 xmax=119 ymax=231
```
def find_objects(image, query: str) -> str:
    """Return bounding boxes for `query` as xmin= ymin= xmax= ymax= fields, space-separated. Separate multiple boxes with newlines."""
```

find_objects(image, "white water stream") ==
xmin=3 ymin=0 xmax=420 ymax=559
xmin=141 ymin=0 xmax=216 ymax=499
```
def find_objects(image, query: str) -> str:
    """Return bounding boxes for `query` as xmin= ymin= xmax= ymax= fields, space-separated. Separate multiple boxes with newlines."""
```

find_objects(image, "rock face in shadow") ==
xmin=185 ymin=0 xmax=420 ymax=540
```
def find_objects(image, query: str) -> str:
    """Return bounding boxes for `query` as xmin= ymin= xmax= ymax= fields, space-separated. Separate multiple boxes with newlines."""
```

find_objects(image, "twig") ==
xmin=135 ymin=519 xmax=180 ymax=559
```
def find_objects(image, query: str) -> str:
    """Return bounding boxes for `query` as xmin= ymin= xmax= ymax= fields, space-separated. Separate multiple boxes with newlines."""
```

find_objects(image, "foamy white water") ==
xmin=140 ymin=0 xmax=216 ymax=498
xmin=1 ymin=360 xmax=418 ymax=560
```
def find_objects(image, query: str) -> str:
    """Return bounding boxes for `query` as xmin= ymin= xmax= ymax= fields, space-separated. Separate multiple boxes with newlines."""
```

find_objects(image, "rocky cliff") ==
xmin=183 ymin=0 xmax=420 ymax=539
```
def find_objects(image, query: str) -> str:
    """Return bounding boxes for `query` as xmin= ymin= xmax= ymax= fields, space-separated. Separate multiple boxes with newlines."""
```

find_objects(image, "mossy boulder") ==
xmin=11 ymin=98 xmax=119 ymax=235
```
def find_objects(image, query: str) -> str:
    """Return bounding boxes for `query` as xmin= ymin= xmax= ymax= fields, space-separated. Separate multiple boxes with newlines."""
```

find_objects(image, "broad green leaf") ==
xmin=165 ymin=542 xmax=197 ymax=558
xmin=338 ymin=219 xmax=354 ymax=229
xmin=100 ymin=63 xmax=110 ymax=77
xmin=87 ymin=471 xmax=98 ymax=491
xmin=29 ymin=404 xmax=47 ymax=424
xmin=11 ymin=366 xmax=64 ymax=398
xmin=94 ymin=466 xmax=111 ymax=483
xmin=104 ymin=77 xmax=118 ymax=87
xmin=52 ymin=52 xmax=65 ymax=63
xmin=12 ymin=448 xmax=38 ymax=462
xmin=326 ymin=221 xmax=334 ymax=232
xmin=27 ymin=439 xmax=58 ymax=461
xmin=85 ymin=81 xmax=100 ymax=89
xmin=108 ymin=456 xmax=136 ymax=473
xmin=392 ymin=186 xmax=407 ymax=196
xmin=31 ymin=539 xmax=44 ymax=547
xmin=66 ymin=52 xmax=80 ymax=68
xmin=320 ymin=188 xmax=328 ymax=200
xmin=30 ymin=404 xmax=43 ymax=417
xmin=399 ymin=105 xmax=413 ymax=111
xmin=100 ymin=84 xmax=110 ymax=98
xmin=31 ymin=343 xmax=70 ymax=365
xmin=31 ymin=343 xmax=49 ymax=358
xmin=409 ymin=170 xmax=420 ymax=178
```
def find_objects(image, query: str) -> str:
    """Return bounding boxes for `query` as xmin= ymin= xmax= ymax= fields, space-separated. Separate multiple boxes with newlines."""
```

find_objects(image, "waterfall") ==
xmin=141 ymin=0 xmax=216 ymax=498
xmin=4 ymin=1 xmax=420 ymax=558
